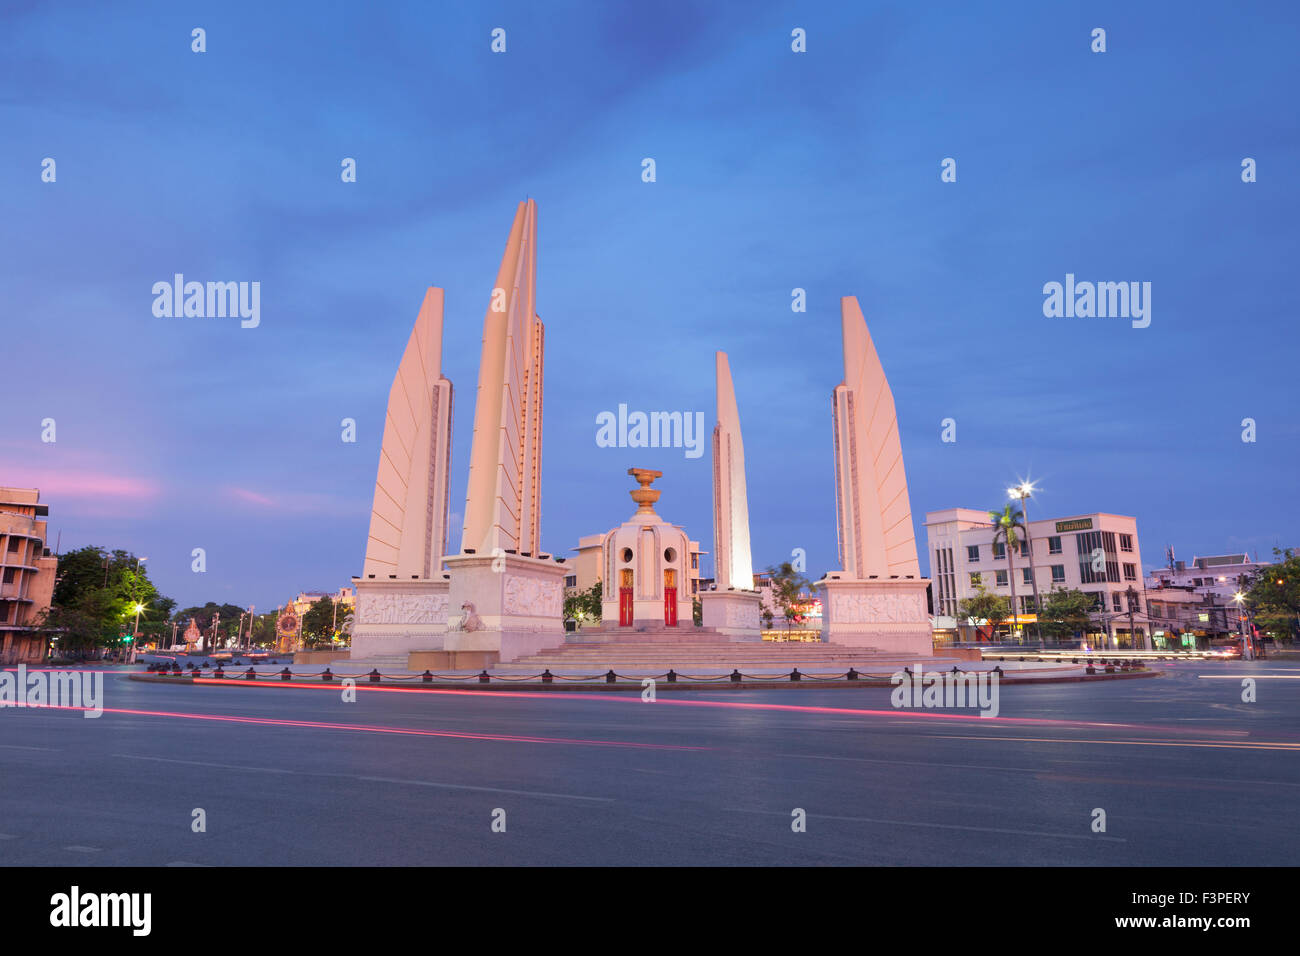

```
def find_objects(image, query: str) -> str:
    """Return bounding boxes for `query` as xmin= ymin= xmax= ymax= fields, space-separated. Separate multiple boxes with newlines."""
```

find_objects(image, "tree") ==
xmin=1037 ymin=587 xmax=1095 ymax=643
xmin=1244 ymin=548 xmax=1300 ymax=645
xmin=692 ymin=596 xmax=702 ymax=627
xmin=563 ymin=582 xmax=602 ymax=627
xmin=767 ymin=561 xmax=810 ymax=638
xmin=989 ymin=504 xmax=1026 ymax=641
xmin=301 ymin=597 xmax=339 ymax=647
xmin=956 ymin=583 xmax=1010 ymax=642
xmin=44 ymin=546 xmax=169 ymax=655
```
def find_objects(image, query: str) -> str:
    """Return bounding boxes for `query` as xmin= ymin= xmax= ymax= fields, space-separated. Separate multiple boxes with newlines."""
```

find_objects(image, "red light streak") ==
xmin=14 ymin=703 xmax=710 ymax=751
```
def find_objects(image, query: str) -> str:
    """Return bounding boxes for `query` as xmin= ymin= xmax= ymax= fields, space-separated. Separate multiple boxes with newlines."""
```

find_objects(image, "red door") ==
xmin=664 ymin=588 xmax=677 ymax=627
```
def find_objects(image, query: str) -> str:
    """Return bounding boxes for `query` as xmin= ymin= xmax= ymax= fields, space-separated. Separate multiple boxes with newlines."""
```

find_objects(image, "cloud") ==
xmin=221 ymin=485 xmax=358 ymax=518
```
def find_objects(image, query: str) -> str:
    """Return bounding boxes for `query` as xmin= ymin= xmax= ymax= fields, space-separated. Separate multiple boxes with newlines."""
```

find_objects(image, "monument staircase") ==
xmin=496 ymin=625 xmax=928 ymax=675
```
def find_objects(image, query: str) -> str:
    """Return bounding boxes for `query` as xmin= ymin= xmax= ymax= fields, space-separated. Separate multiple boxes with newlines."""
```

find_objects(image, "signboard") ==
xmin=1055 ymin=518 xmax=1094 ymax=533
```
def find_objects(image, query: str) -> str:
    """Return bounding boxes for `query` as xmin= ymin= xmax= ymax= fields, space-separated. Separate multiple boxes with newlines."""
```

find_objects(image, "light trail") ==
xmin=924 ymin=733 xmax=1300 ymax=752
xmin=176 ymin=675 xmax=1162 ymax=732
xmin=9 ymin=703 xmax=711 ymax=751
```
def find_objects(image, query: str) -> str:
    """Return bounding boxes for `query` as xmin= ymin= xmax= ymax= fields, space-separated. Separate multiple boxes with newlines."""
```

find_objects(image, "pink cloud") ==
xmin=222 ymin=485 xmax=357 ymax=517
xmin=226 ymin=486 xmax=277 ymax=507
xmin=0 ymin=464 xmax=160 ymax=501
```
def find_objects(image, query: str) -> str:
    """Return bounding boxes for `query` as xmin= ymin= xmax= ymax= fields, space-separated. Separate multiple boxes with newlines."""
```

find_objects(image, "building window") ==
xmin=564 ymin=575 xmax=576 ymax=588
xmin=995 ymin=570 xmax=1008 ymax=587
xmin=969 ymin=572 xmax=982 ymax=587
xmin=967 ymin=545 xmax=979 ymax=562
xmin=1022 ymin=567 xmax=1033 ymax=585
xmin=1119 ymin=534 xmax=1133 ymax=552
xmin=1051 ymin=565 xmax=1065 ymax=584
xmin=691 ymin=554 xmax=698 ymax=570
xmin=1112 ymin=593 xmax=1122 ymax=612
xmin=1 ymin=568 xmax=14 ymax=584
xmin=1048 ymin=536 xmax=1062 ymax=555
xmin=1123 ymin=563 xmax=1137 ymax=582
xmin=992 ymin=542 xmax=1005 ymax=560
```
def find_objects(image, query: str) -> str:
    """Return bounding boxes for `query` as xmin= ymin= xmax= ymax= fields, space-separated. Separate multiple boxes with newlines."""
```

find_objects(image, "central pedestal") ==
xmin=699 ymin=589 xmax=763 ymax=641
xmin=815 ymin=575 xmax=933 ymax=656
xmin=349 ymin=577 xmax=450 ymax=660
xmin=442 ymin=552 xmax=567 ymax=662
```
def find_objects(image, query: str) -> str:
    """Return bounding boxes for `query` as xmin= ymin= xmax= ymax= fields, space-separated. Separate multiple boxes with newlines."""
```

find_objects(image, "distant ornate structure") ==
xmin=816 ymin=297 xmax=932 ymax=655
xmin=182 ymin=617 xmax=201 ymax=653
xmin=275 ymin=605 xmax=300 ymax=654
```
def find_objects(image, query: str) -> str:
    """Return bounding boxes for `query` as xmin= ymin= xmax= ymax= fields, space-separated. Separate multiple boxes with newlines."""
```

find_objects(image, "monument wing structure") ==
xmin=361 ymin=287 xmax=454 ymax=581
xmin=831 ymin=296 xmax=921 ymax=580
xmin=460 ymin=198 xmax=545 ymax=558
xmin=819 ymin=296 xmax=931 ymax=655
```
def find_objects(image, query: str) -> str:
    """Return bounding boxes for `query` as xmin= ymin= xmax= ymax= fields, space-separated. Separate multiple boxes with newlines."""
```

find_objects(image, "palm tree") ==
xmin=989 ymin=504 xmax=1026 ymax=643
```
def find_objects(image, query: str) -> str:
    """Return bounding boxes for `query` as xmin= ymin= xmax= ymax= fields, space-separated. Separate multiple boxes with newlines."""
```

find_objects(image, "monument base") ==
xmin=815 ymin=575 xmax=933 ymax=656
xmin=442 ymin=552 xmax=567 ymax=662
xmin=349 ymin=577 xmax=450 ymax=660
xmin=699 ymin=589 xmax=763 ymax=641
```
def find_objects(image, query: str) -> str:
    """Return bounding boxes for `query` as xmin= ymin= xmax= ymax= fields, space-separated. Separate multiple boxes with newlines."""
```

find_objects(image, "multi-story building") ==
xmin=1146 ymin=552 xmax=1276 ymax=602
xmin=0 ymin=488 xmax=59 ymax=664
xmin=1144 ymin=584 xmax=1235 ymax=648
xmin=289 ymin=587 xmax=356 ymax=619
xmin=925 ymin=507 xmax=1149 ymax=646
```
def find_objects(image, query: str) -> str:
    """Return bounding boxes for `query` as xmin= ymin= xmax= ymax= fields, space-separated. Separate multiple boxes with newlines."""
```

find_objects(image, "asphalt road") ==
xmin=2 ymin=659 xmax=1297 ymax=865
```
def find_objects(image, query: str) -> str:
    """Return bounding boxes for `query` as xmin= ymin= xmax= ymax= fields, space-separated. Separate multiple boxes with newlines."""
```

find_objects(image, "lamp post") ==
xmin=1233 ymin=591 xmax=1253 ymax=660
xmin=1125 ymin=584 xmax=1141 ymax=651
xmin=1008 ymin=482 xmax=1044 ymax=646
xmin=129 ymin=602 xmax=145 ymax=665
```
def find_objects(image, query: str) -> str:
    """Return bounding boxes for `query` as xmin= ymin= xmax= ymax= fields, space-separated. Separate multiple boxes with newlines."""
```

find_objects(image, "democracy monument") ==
xmin=348 ymin=199 xmax=932 ymax=669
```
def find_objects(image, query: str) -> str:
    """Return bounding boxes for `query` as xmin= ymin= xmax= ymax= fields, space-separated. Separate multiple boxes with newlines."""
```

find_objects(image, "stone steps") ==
xmin=510 ymin=641 xmax=895 ymax=665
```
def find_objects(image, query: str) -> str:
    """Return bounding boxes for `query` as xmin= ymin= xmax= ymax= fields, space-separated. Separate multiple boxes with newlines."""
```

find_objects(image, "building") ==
xmin=0 ymin=488 xmax=59 ymax=664
xmin=289 ymin=587 xmax=355 ymax=619
xmin=925 ymin=507 xmax=1149 ymax=646
xmin=1144 ymin=584 xmax=1235 ymax=649
xmin=1146 ymin=552 xmax=1275 ymax=602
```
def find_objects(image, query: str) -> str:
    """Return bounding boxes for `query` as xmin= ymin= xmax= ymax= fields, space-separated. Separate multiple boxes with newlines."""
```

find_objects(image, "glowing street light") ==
xmin=1006 ymin=479 xmax=1044 ymax=646
xmin=1232 ymin=591 xmax=1254 ymax=660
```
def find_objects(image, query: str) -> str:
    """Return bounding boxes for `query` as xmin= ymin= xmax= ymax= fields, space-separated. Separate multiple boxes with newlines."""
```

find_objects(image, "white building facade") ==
xmin=925 ymin=507 xmax=1149 ymax=645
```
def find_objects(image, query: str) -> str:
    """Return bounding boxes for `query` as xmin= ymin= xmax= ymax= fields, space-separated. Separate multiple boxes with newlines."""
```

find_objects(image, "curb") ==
xmin=127 ymin=669 xmax=1158 ymax=692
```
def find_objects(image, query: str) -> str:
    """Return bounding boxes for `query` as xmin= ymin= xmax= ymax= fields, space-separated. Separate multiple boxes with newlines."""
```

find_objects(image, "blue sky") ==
xmin=2 ymin=0 xmax=1297 ymax=611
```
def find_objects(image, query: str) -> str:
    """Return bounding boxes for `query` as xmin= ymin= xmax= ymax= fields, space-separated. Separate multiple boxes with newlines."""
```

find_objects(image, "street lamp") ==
xmin=1007 ymin=481 xmax=1044 ymax=646
xmin=1233 ymin=591 xmax=1254 ymax=660
xmin=1125 ymin=585 xmax=1141 ymax=652
xmin=129 ymin=601 xmax=145 ymax=665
